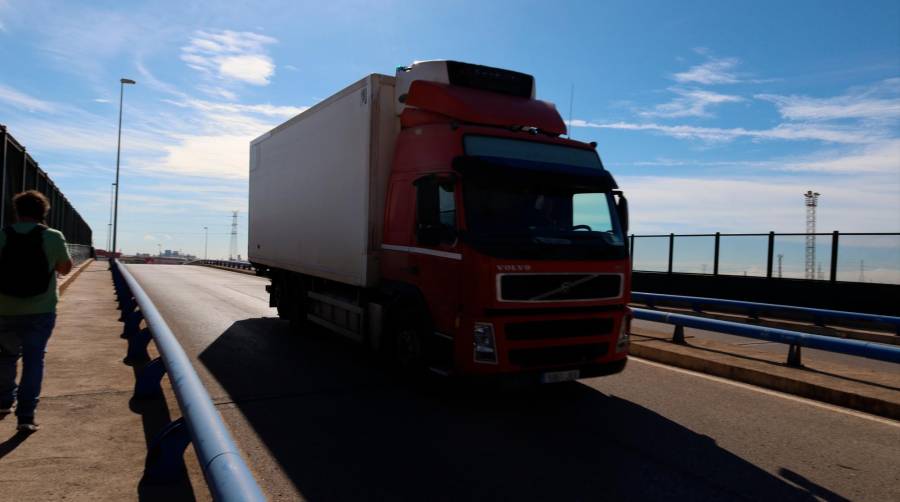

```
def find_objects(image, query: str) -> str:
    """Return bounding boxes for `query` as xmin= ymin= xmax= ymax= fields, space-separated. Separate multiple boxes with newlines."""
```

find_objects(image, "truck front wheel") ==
xmin=386 ymin=306 xmax=428 ymax=373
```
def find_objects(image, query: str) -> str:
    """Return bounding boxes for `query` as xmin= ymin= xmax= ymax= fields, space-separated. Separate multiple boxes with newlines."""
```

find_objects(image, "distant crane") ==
xmin=804 ymin=191 xmax=820 ymax=280
xmin=777 ymin=254 xmax=784 ymax=278
xmin=859 ymin=260 xmax=866 ymax=282
xmin=229 ymin=211 xmax=239 ymax=261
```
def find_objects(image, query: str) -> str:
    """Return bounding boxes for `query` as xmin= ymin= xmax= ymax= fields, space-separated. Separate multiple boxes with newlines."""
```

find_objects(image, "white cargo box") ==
xmin=249 ymin=74 xmax=398 ymax=287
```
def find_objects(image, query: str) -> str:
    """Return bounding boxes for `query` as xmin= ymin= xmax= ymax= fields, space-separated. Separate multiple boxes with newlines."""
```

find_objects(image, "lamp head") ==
xmin=120 ymin=78 xmax=136 ymax=85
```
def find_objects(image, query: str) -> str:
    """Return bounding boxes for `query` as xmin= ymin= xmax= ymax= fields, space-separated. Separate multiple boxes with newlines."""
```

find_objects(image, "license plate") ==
xmin=540 ymin=369 xmax=580 ymax=384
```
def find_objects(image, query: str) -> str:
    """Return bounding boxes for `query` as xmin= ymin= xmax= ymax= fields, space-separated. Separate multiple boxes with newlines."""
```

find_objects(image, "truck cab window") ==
xmin=415 ymin=176 xmax=456 ymax=246
xmin=439 ymin=183 xmax=456 ymax=228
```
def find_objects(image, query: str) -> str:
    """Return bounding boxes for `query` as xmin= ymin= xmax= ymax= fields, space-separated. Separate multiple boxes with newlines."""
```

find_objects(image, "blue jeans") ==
xmin=0 ymin=313 xmax=56 ymax=417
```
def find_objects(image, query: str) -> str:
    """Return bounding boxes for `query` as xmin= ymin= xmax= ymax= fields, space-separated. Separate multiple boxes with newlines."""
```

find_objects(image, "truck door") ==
xmin=412 ymin=175 xmax=462 ymax=340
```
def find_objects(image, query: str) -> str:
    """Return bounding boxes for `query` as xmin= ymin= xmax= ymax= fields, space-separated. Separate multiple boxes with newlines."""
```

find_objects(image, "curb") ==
xmin=58 ymin=258 xmax=94 ymax=296
xmin=629 ymin=340 xmax=900 ymax=421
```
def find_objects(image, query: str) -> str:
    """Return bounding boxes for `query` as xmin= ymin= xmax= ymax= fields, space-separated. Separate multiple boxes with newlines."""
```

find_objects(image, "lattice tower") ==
xmin=229 ymin=211 xmax=238 ymax=260
xmin=804 ymin=191 xmax=820 ymax=280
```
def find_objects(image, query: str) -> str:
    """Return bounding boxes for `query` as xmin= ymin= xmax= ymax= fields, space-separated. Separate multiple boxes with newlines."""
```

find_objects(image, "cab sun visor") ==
xmin=452 ymin=155 xmax=618 ymax=191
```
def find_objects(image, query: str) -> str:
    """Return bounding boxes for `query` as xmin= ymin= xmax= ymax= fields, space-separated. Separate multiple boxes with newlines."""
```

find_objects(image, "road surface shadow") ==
xmin=200 ymin=318 xmax=820 ymax=501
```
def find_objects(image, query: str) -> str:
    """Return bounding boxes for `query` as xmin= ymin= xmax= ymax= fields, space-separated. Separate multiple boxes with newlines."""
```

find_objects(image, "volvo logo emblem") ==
xmin=559 ymin=281 xmax=573 ymax=293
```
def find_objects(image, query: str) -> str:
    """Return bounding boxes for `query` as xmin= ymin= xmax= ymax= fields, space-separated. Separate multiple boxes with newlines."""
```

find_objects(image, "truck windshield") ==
xmin=463 ymin=177 xmax=626 ymax=260
xmin=464 ymin=135 xmax=603 ymax=170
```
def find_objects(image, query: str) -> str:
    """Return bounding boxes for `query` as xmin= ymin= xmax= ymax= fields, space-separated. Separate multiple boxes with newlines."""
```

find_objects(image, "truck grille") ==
xmin=499 ymin=274 xmax=621 ymax=302
xmin=505 ymin=318 xmax=614 ymax=341
xmin=508 ymin=343 xmax=608 ymax=367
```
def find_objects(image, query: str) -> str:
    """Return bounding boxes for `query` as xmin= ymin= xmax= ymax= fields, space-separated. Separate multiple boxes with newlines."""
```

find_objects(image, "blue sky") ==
xmin=0 ymin=0 xmax=898 ymax=261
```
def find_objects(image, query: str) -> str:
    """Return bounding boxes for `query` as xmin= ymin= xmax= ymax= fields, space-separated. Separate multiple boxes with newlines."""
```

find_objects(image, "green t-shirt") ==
xmin=0 ymin=223 xmax=72 ymax=315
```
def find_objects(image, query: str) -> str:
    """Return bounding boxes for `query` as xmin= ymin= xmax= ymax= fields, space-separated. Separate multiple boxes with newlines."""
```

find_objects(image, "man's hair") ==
xmin=12 ymin=190 xmax=51 ymax=222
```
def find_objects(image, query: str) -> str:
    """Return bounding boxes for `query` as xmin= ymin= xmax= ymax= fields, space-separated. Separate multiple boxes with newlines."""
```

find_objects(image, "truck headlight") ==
xmin=615 ymin=316 xmax=631 ymax=353
xmin=473 ymin=322 xmax=498 ymax=364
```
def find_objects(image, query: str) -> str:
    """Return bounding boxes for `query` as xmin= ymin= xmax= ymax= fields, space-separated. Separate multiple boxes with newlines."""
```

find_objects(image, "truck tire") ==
xmin=386 ymin=305 xmax=428 ymax=374
xmin=274 ymin=272 xmax=306 ymax=333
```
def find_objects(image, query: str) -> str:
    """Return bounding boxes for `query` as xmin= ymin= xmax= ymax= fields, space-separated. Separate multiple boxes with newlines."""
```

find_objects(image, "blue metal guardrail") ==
xmin=110 ymin=260 xmax=265 ymax=501
xmin=631 ymin=292 xmax=900 ymax=335
xmin=631 ymin=308 xmax=900 ymax=367
xmin=194 ymin=259 xmax=254 ymax=271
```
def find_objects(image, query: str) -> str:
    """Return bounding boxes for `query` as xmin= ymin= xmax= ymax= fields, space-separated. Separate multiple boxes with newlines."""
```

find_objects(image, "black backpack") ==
xmin=0 ymin=225 xmax=52 ymax=298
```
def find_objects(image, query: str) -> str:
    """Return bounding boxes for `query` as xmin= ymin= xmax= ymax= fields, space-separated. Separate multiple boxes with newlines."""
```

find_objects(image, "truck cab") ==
xmin=380 ymin=62 xmax=631 ymax=383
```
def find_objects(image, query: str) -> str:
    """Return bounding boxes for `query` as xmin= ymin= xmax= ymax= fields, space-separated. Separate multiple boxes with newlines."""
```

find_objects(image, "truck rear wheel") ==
xmin=274 ymin=272 xmax=307 ymax=333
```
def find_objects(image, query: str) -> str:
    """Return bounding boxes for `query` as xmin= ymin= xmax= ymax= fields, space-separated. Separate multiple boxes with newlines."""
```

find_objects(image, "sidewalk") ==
xmin=0 ymin=260 xmax=206 ymax=501
xmin=630 ymin=319 xmax=900 ymax=420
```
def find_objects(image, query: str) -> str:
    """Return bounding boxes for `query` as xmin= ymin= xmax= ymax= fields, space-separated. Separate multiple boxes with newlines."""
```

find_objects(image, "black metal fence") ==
xmin=1 ymin=124 xmax=92 ymax=245
xmin=630 ymin=232 xmax=900 ymax=285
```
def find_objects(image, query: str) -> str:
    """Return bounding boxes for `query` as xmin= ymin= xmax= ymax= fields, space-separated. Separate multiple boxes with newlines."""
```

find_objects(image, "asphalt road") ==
xmin=128 ymin=264 xmax=900 ymax=501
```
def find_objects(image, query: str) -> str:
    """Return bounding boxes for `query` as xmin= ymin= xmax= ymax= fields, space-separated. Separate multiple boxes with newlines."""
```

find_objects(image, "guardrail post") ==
xmin=134 ymin=357 xmax=166 ymax=399
xmin=667 ymin=233 xmax=674 ymax=274
xmin=143 ymin=417 xmax=191 ymax=484
xmin=672 ymin=325 xmax=686 ymax=344
xmin=119 ymin=310 xmax=144 ymax=340
xmin=118 ymin=295 xmax=136 ymax=320
xmin=787 ymin=344 xmax=803 ymax=367
xmin=121 ymin=309 xmax=143 ymax=340
xmin=830 ymin=231 xmax=839 ymax=282
xmin=125 ymin=327 xmax=152 ymax=365
xmin=713 ymin=232 xmax=720 ymax=276
xmin=766 ymin=231 xmax=775 ymax=278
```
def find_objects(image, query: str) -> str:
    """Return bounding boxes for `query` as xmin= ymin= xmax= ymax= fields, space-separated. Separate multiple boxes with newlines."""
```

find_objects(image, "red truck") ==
xmin=249 ymin=60 xmax=631 ymax=384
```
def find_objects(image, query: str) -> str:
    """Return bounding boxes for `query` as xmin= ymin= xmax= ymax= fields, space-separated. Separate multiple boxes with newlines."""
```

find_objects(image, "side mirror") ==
xmin=614 ymin=191 xmax=629 ymax=235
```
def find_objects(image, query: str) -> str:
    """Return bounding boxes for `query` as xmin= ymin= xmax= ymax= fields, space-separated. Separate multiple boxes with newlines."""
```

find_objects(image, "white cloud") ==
xmin=641 ymin=88 xmax=743 ymax=118
xmin=672 ymin=56 xmax=741 ymax=85
xmin=93 ymin=98 xmax=111 ymax=104
xmin=198 ymin=86 xmax=238 ymax=101
xmin=164 ymin=97 xmax=306 ymax=118
xmin=138 ymin=99 xmax=305 ymax=179
xmin=571 ymin=120 xmax=875 ymax=144
xmin=756 ymin=78 xmax=900 ymax=122
xmin=0 ymin=83 xmax=57 ymax=113
xmin=781 ymin=139 xmax=900 ymax=173
xmin=181 ymin=30 xmax=277 ymax=86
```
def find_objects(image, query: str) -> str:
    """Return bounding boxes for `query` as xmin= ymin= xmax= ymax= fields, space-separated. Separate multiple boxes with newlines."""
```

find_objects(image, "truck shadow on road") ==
xmin=199 ymin=318 xmax=820 ymax=501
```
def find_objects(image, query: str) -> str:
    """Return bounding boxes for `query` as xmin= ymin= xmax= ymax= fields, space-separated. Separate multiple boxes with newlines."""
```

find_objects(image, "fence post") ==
xmin=668 ymin=233 xmax=674 ymax=274
xmin=830 ymin=231 xmax=839 ymax=282
xmin=766 ymin=231 xmax=775 ymax=278
xmin=629 ymin=234 xmax=635 ymax=260
xmin=713 ymin=232 xmax=720 ymax=276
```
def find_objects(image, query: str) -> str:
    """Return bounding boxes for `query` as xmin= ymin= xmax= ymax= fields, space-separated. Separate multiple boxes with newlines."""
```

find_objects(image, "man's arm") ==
xmin=56 ymin=259 xmax=73 ymax=275
xmin=49 ymin=229 xmax=74 ymax=275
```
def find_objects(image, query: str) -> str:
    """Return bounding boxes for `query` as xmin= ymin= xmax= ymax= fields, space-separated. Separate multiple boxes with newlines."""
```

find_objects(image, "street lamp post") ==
xmin=107 ymin=182 xmax=115 ymax=251
xmin=203 ymin=226 xmax=208 ymax=259
xmin=111 ymin=78 xmax=136 ymax=256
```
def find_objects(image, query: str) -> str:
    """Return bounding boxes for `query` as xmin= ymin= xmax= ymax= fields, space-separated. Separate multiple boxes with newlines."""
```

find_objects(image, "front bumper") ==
xmin=451 ymin=357 xmax=628 ymax=389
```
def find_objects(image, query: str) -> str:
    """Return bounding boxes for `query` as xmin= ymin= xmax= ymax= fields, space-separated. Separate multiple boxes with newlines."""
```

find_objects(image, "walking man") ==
xmin=0 ymin=190 xmax=72 ymax=432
